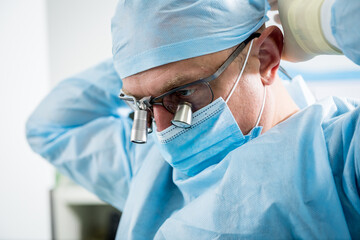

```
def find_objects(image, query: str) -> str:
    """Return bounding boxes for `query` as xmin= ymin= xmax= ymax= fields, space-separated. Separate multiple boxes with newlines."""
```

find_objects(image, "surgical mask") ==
xmin=153 ymin=40 xmax=267 ymax=176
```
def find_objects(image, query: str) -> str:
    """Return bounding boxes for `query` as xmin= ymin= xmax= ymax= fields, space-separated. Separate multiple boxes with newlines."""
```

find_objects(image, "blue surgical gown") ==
xmin=26 ymin=59 xmax=360 ymax=239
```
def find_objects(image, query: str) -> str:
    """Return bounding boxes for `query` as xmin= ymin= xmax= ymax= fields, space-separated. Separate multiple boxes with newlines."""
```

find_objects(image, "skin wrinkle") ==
xmin=158 ymin=74 xmax=196 ymax=96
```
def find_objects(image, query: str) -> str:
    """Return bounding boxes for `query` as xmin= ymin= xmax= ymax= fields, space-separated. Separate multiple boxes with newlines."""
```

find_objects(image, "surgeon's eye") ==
xmin=175 ymin=88 xmax=195 ymax=97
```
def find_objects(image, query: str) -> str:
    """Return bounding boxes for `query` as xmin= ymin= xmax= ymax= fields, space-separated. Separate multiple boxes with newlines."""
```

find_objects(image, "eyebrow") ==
xmin=121 ymin=74 xmax=197 ymax=99
xmin=155 ymin=74 xmax=197 ymax=96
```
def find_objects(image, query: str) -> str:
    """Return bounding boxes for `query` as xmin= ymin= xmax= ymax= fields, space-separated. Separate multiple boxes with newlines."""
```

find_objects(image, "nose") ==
xmin=153 ymin=105 xmax=174 ymax=131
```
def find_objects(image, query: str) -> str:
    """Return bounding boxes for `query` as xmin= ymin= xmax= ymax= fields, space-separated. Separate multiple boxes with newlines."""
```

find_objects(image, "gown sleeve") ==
xmin=322 ymin=97 xmax=360 ymax=236
xmin=332 ymin=0 xmax=360 ymax=65
xmin=26 ymin=59 xmax=136 ymax=210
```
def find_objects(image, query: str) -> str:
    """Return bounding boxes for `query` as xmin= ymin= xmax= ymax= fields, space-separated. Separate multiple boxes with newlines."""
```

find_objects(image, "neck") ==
xmin=268 ymin=76 xmax=300 ymax=131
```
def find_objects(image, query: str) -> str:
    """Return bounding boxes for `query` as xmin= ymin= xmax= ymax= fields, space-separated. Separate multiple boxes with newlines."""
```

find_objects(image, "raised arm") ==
xmin=26 ymin=59 xmax=137 ymax=210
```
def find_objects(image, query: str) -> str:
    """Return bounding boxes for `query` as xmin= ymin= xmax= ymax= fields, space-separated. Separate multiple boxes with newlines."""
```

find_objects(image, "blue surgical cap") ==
xmin=111 ymin=0 xmax=270 ymax=78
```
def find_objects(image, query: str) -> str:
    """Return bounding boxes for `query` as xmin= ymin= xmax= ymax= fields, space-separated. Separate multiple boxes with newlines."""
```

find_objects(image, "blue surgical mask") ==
xmin=152 ymin=40 xmax=266 ymax=176
xmin=152 ymin=97 xmax=264 ymax=176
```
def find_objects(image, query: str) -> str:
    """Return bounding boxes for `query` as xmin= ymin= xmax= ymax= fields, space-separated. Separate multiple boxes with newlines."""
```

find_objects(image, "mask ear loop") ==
xmin=223 ymin=38 xmax=267 ymax=129
xmin=225 ymin=39 xmax=254 ymax=104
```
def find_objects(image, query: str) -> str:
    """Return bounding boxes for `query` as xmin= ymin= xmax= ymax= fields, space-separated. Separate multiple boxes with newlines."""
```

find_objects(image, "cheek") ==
xmin=228 ymin=96 xmax=256 ymax=134
xmin=226 ymin=76 xmax=264 ymax=134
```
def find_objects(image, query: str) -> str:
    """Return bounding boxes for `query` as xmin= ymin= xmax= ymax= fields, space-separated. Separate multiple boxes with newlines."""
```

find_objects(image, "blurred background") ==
xmin=0 ymin=0 xmax=359 ymax=239
xmin=0 ymin=0 xmax=119 ymax=239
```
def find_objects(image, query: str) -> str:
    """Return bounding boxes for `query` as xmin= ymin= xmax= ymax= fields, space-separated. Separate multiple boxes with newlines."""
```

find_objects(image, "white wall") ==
xmin=282 ymin=55 xmax=360 ymax=100
xmin=47 ymin=0 xmax=118 ymax=86
xmin=0 ymin=0 xmax=53 ymax=239
xmin=0 ymin=1 xmax=118 ymax=239
xmin=307 ymin=80 xmax=360 ymax=100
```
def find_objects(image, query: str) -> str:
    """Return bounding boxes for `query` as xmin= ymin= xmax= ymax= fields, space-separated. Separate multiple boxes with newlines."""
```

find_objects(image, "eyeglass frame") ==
xmin=119 ymin=32 xmax=261 ymax=112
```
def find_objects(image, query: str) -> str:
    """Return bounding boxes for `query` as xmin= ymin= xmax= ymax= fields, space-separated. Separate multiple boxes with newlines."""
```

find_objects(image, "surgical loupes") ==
xmin=171 ymin=102 xmax=193 ymax=128
xmin=130 ymin=97 xmax=151 ymax=144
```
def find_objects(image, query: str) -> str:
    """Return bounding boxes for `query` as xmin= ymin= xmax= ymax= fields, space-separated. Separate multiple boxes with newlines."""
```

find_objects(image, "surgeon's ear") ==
xmin=252 ymin=26 xmax=283 ymax=86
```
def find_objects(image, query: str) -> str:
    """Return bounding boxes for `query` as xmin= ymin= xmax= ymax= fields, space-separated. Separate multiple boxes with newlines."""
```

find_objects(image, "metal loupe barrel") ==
xmin=131 ymin=109 xmax=148 ymax=143
xmin=171 ymin=102 xmax=192 ymax=128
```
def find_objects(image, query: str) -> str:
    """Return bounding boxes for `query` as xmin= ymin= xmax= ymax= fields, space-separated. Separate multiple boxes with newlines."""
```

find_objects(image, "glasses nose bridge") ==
xmin=150 ymin=95 xmax=175 ymax=114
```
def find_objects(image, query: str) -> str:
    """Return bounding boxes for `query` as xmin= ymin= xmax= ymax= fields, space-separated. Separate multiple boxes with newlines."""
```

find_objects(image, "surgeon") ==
xmin=269 ymin=0 xmax=360 ymax=64
xmin=26 ymin=0 xmax=360 ymax=239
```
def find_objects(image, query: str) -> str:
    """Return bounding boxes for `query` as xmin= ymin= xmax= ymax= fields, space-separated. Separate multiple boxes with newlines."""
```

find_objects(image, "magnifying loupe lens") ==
xmin=130 ymin=109 xmax=148 ymax=143
xmin=171 ymin=102 xmax=192 ymax=128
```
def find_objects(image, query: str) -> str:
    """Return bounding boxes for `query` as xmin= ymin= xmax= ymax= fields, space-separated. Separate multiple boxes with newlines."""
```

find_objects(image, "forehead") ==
xmin=122 ymin=48 xmax=231 ymax=98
